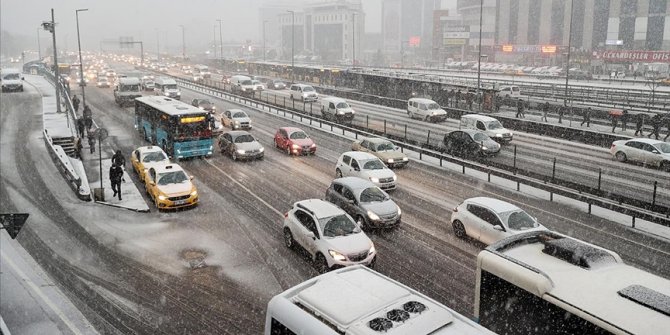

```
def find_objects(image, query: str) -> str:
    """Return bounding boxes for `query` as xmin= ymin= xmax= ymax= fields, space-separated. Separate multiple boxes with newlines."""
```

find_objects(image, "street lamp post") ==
xmin=287 ymin=10 xmax=295 ymax=82
xmin=263 ymin=20 xmax=268 ymax=62
xmin=156 ymin=30 xmax=160 ymax=61
xmin=37 ymin=27 xmax=42 ymax=60
xmin=42 ymin=9 xmax=61 ymax=114
xmin=75 ymin=8 xmax=88 ymax=109
xmin=179 ymin=25 xmax=185 ymax=60
xmin=352 ymin=13 xmax=357 ymax=66
xmin=564 ymin=0 xmax=574 ymax=107
xmin=476 ymin=0 xmax=483 ymax=102
xmin=217 ymin=19 xmax=224 ymax=70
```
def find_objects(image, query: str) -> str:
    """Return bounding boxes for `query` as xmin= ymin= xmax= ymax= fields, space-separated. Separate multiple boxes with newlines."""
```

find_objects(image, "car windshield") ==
xmin=3 ymin=73 xmax=20 ymax=80
xmin=120 ymin=85 xmax=140 ymax=92
xmin=359 ymin=187 xmax=388 ymax=203
xmin=233 ymin=112 xmax=247 ymax=118
xmin=361 ymin=159 xmax=385 ymax=170
xmin=302 ymin=86 xmax=314 ymax=92
xmin=142 ymin=151 xmax=167 ymax=163
xmin=487 ymin=121 xmax=504 ymax=130
xmin=252 ymin=81 xmax=261 ymax=84
xmin=654 ymin=143 xmax=670 ymax=153
xmin=199 ymin=100 xmax=211 ymax=105
xmin=427 ymin=103 xmax=440 ymax=110
xmin=473 ymin=133 xmax=489 ymax=141
xmin=157 ymin=171 xmax=189 ymax=185
xmin=336 ymin=102 xmax=349 ymax=109
xmin=376 ymin=142 xmax=395 ymax=151
xmin=289 ymin=131 xmax=308 ymax=139
xmin=320 ymin=214 xmax=360 ymax=237
xmin=166 ymin=84 xmax=177 ymax=90
xmin=242 ymin=80 xmax=253 ymax=85
xmin=501 ymin=210 xmax=539 ymax=230
xmin=234 ymin=134 xmax=255 ymax=143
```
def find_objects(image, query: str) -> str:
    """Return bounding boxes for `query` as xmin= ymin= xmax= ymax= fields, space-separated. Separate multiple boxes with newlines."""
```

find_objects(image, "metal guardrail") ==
xmin=172 ymin=75 xmax=670 ymax=228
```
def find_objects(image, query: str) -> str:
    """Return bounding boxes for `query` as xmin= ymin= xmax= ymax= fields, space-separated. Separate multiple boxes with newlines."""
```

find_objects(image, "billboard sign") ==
xmin=409 ymin=36 xmax=421 ymax=47
xmin=600 ymin=50 xmax=670 ymax=63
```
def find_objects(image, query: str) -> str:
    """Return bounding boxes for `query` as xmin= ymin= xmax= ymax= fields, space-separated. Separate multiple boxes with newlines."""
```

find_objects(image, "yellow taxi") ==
xmin=130 ymin=146 xmax=170 ymax=183
xmin=144 ymin=164 xmax=198 ymax=209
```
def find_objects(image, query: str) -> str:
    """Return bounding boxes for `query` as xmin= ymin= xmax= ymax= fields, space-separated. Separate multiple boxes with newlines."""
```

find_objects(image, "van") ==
xmin=289 ymin=83 xmax=318 ymax=102
xmin=265 ymin=265 xmax=495 ymax=335
xmin=229 ymin=75 xmax=255 ymax=94
xmin=460 ymin=114 xmax=513 ymax=143
xmin=154 ymin=77 xmax=181 ymax=100
xmin=499 ymin=85 xmax=520 ymax=98
xmin=407 ymin=98 xmax=447 ymax=122
xmin=1 ymin=68 xmax=24 ymax=92
xmin=320 ymin=97 xmax=355 ymax=122
xmin=114 ymin=77 xmax=142 ymax=107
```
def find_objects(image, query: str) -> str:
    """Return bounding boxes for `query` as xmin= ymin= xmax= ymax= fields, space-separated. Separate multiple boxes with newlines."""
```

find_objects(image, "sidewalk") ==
xmin=0 ymin=232 xmax=98 ymax=335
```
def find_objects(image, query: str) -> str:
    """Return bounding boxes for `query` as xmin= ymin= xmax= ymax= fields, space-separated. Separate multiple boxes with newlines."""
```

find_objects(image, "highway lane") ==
xmin=173 ymin=73 xmax=670 ymax=210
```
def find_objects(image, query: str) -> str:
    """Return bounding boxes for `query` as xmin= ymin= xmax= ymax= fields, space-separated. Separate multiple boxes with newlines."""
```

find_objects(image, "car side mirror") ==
xmin=493 ymin=225 xmax=504 ymax=231
xmin=306 ymin=231 xmax=316 ymax=240
xmin=652 ymin=150 xmax=660 ymax=154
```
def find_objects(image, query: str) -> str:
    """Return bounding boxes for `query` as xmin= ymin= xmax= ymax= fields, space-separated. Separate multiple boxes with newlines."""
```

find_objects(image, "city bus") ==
xmin=475 ymin=230 xmax=670 ymax=335
xmin=134 ymin=96 xmax=213 ymax=159
xmin=266 ymin=265 xmax=495 ymax=335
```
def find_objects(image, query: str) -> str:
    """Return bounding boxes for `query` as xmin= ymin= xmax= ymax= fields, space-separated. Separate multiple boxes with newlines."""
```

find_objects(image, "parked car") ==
xmin=335 ymin=152 xmax=397 ymax=191
xmin=325 ymin=177 xmax=401 ymax=230
xmin=610 ymin=138 xmax=670 ymax=171
xmin=351 ymin=137 xmax=408 ymax=168
xmin=283 ymin=199 xmax=376 ymax=273
xmin=144 ymin=164 xmax=198 ymax=210
xmin=451 ymin=197 xmax=546 ymax=245
xmin=191 ymin=98 xmax=216 ymax=112
xmin=274 ymin=127 xmax=317 ymax=155
xmin=443 ymin=130 xmax=500 ymax=157
xmin=221 ymin=109 xmax=251 ymax=130
xmin=218 ymin=131 xmax=264 ymax=161
xmin=130 ymin=146 xmax=170 ymax=183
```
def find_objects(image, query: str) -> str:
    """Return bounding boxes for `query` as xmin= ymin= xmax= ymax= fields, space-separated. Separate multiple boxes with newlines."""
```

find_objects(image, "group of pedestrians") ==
xmin=72 ymin=95 xmax=97 ymax=156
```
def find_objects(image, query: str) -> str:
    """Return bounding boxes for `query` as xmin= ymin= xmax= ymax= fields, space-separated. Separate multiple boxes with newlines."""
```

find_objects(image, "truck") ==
xmin=114 ymin=77 xmax=142 ymax=107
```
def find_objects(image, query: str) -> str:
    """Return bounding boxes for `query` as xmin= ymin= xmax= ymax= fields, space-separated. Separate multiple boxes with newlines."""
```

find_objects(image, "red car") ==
xmin=274 ymin=127 xmax=317 ymax=155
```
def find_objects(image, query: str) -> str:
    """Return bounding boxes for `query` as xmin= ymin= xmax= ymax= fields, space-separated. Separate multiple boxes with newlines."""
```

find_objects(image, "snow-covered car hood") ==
xmin=290 ymin=138 xmax=314 ymax=147
xmin=336 ymin=107 xmax=354 ymax=115
xmin=158 ymin=181 xmax=193 ymax=196
xmin=375 ymin=150 xmax=407 ymax=162
xmin=360 ymin=200 xmax=398 ymax=217
xmin=2 ymin=79 xmax=21 ymax=86
xmin=429 ymin=109 xmax=447 ymax=116
xmin=232 ymin=116 xmax=251 ymax=123
xmin=234 ymin=141 xmax=263 ymax=152
xmin=360 ymin=169 xmax=395 ymax=180
xmin=488 ymin=128 xmax=512 ymax=136
xmin=507 ymin=225 xmax=547 ymax=236
xmin=324 ymin=231 xmax=372 ymax=255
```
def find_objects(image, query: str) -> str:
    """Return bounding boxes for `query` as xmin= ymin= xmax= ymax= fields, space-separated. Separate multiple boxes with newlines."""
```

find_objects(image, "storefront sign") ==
xmin=600 ymin=50 xmax=670 ymax=63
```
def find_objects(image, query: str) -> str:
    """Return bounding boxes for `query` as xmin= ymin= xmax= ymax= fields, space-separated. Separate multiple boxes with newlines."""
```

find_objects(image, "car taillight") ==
xmin=453 ymin=207 xmax=458 ymax=212
xmin=284 ymin=212 xmax=288 ymax=218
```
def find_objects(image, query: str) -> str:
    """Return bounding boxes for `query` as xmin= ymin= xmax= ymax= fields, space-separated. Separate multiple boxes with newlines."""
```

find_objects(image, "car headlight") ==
xmin=291 ymin=144 xmax=300 ymax=149
xmin=369 ymin=177 xmax=379 ymax=183
xmin=236 ymin=149 xmax=246 ymax=154
xmin=190 ymin=190 xmax=198 ymax=196
xmin=158 ymin=195 xmax=167 ymax=200
xmin=234 ymin=120 xmax=240 ymax=124
xmin=176 ymin=92 xmax=181 ymax=95
xmin=495 ymin=134 xmax=503 ymax=138
xmin=367 ymin=210 xmax=380 ymax=221
xmin=397 ymin=207 xmax=402 ymax=216
xmin=369 ymin=244 xmax=376 ymax=255
xmin=259 ymin=147 xmax=264 ymax=153
xmin=509 ymin=132 xmax=513 ymax=137
xmin=392 ymin=175 xmax=397 ymax=181
xmin=310 ymin=143 xmax=316 ymax=148
xmin=212 ymin=106 xmax=216 ymax=110
xmin=387 ymin=159 xmax=394 ymax=164
xmin=482 ymin=146 xmax=488 ymax=150
xmin=402 ymin=157 xmax=408 ymax=161
xmin=164 ymin=92 xmax=170 ymax=96
xmin=328 ymin=250 xmax=347 ymax=262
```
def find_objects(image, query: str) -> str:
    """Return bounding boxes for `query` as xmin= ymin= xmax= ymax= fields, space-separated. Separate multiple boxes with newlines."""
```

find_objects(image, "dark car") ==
xmin=443 ymin=130 xmax=500 ymax=157
xmin=191 ymin=98 xmax=216 ymax=112
xmin=265 ymin=79 xmax=287 ymax=90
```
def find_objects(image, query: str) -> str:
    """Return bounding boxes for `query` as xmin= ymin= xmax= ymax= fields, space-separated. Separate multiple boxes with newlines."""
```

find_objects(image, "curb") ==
xmin=93 ymin=200 xmax=150 ymax=213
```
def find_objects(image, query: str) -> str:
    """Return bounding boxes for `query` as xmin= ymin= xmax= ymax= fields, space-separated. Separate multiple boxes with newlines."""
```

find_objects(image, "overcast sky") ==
xmin=1 ymin=0 xmax=456 ymax=54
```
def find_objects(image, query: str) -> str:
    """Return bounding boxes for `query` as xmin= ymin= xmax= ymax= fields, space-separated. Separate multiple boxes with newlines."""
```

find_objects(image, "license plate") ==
xmin=174 ymin=200 xmax=187 ymax=205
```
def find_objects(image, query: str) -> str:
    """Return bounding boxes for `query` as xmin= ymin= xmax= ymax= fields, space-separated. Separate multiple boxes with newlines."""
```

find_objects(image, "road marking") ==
xmin=203 ymin=159 xmax=284 ymax=217
xmin=1 ymin=251 xmax=85 ymax=335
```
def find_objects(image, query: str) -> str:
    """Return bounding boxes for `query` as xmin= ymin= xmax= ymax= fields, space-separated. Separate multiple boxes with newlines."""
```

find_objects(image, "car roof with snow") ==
xmin=408 ymin=97 xmax=437 ymax=104
xmin=151 ymin=163 xmax=185 ymax=174
xmin=136 ymin=146 xmax=165 ymax=154
xmin=341 ymin=151 xmax=380 ymax=161
xmin=331 ymin=177 xmax=377 ymax=192
xmin=294 ymin=199 xmax=344 ymax=219
xmin=360 ymin=137 xmax=393 ymax=145
xmin=465 ymin=197 xmax=519 ymax=213
xmin=624 ymin=138 xmax=666 ymax=145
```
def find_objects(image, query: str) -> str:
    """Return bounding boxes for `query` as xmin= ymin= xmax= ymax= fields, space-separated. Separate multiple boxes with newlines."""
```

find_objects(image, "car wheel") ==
xmin=315 ymin=253 xmax=329 ymax=274
xmin=425 ymin=115 xmax=431 ymax=122
xmin=452 ymin=220 xmax=466 ymax=238
xmin=615 ymin=151 xmax=627 ymax=162
xmin=661 ymin=161 xmax=670 ymax=172
xmin=283 ymin=228 xmax=295 ymax=249
xmin=356 ymin=215 xmax=369 ymax=230
xmin=335 ymin=168 xmax=342 ymax=178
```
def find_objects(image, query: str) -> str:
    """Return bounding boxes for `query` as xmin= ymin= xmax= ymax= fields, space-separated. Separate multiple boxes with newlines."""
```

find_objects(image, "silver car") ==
xmin=610 ymin=138 xmax=670 ymax=171
xmin=325 ymin=177 xmax=401 ymax=230
xmin=218 ymin=131 xmax=264 ymax=161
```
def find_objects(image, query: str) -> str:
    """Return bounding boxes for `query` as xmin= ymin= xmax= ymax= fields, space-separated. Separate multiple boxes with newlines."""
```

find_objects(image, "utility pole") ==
xmin=213 ymin=26 xmax=218 ymax=60
xmin=179 ymin=25 xmax=186 ymax=60
xmin=156 ymin=30 xmax=160 ymax=61
xmin=217 ymin=19 xmax=224 ymax=70
xmin=37 ymin=27 xmax=42 ymax=60
xmin=564 ymin=0 xmax=574 ymax=107
xmin=287 ymin=10 xmax=295 ymax=82
xmin=352 ymin=13 xmax=356 ymax=66
xmin=476 ymin=0 xmax=483 ymax=100
xmin=75 ymin=8 xmax=88 ymax=109
xmin=42 ymin=9 xmax=61 ymax=113
xmin=263 ymin=20 xmax=268 ymax=62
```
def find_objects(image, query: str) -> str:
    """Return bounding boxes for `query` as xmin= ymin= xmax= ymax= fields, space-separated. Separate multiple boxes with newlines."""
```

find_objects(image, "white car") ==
xmin=221 ymin=109 xmax=252 ymax=130
xmin=283 ymin=199 xmax=376 ymax=273
xmin=451 ymin=197 xmax=547 ymax=245
xmin=335 ymin=152 xmax=397 ymax=191
xmin=289 ymin=84 xmax=318 ymax=102
xmin=251 ymin=80 xmax=265 ymax=91
xmin=610 ymin=138 xmax=670 ymax=171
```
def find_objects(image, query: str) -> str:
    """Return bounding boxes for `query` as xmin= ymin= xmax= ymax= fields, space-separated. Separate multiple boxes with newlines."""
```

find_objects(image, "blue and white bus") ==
xmin=135 ymin=96 xmax=213 ymax=159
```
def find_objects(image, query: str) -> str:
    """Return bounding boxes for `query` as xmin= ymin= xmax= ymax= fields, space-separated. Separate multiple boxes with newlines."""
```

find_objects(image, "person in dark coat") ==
xmin=516 ymin=99 xmax=525 ymax=118
xmin=110 ymin=163 xmax=123 ymax=201
xmin=648 ymin=114 xmax=662 ymax=140
xmin=77 ymin=118 xmax=86 ymax=137
xmin=466 ymin=92 xmax=474 ymax=111
xmin=495 ymin=95 xmax=502 ymax=112
xmin=542 ymin=102 xmax=550 ymax=122
xmin=72 ymin=95 xmax=80 ymax=112
xmin=611 ymin=113 xmax=619 ymax=133
xmin=82 ymin=105 xmax=93 ymax=131
xmin=581 ymin=107 xmax=591 ymax=127
xmin=111 ymin=150 xmax=125 ymax=168
xmin=557 ymin=105 xmax=564 ymax=123
xmin=87 ymin=131 xmax=96 ymax=154
xmin=620 ymin=109 xmax=629 ymax=131
xmin=634 ymin=113 xmax=645 ymax=136
xmin=448 ymin=89 xmax=456 ymax=107
xmin=664 ymin=116 xmax=670 ymax=141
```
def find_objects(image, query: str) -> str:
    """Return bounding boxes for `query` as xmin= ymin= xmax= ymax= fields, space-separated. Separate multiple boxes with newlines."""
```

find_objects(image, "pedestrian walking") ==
xmin=83 ymin=105 xmax=93 ymax=131
xmin=648 ymin=114 xmax=662 ymax=140
xmin=448 ymin=89 xmax=456 ymax=107
xmin=634 ymin=113 xmax=645 ymax=137
xmin=72 ymin=95 xmax=80 ymax=112
xmin=87 ymin=131 xmax=96 ymax=154
xmin=516 ymin=99 xmax=525 ymax=118
xmin=74 ymin=137 xmax=83 ymax=159
xmin=111 ymin=149 xmax=126 ymax=168
xmin=542 ymin=102 xmax=550 ymax=122
xmin=76 ymin=118 xmax=85 ymax=137
xmin=664 ymin=116 xmax=670 ymax=141
xmin=621 ymin=109 xmax=629 ymax=131
xmin=495 ymin=95 xmax=502 ymax=113
xmin=109 ymin=163 xmax=124 ymax=201
xmin=455 ymin=90 xmax=462 ymax=108
xmin=466 ymin=93 xmax=473 ymax=111
xmin=611 ymin=114 xmax=619 ymax=133
xmin=581 ymin=107 xmax=591 ymax=127
xmin=558 ymin=106 xmax=564 ymax=124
